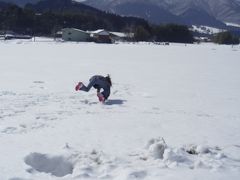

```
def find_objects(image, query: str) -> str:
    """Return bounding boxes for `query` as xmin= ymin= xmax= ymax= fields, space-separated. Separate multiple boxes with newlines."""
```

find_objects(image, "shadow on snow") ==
xmin=105 ymin=99 xmax=126 ymax=105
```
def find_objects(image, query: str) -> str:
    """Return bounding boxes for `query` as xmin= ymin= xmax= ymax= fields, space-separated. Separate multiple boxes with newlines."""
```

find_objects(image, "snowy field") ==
xmin=0 ymin=39 xmax=240 ymax=180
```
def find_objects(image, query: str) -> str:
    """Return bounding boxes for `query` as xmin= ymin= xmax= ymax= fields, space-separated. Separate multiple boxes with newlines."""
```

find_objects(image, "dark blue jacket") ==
xmin=80 ymin=75 xmax=111 ymax=99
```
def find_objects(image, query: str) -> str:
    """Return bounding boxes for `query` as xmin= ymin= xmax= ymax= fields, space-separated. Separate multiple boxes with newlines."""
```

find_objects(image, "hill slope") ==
xmin=82 ymin=0 xmax=240 ymax=26
xmin=0 ymin=0 xmax=150 ymax=34
xmin=2 ymin=0 xmax=239 ymax=27
xmin=0 ymin=0 xmax=39 ymax=7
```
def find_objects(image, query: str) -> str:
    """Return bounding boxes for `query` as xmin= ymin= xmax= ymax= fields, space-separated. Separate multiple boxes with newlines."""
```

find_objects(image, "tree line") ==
xmin=0 ymin=1 xmax=195 ymax=43
xmin=213 ymin=31 xmax=239 ymax=45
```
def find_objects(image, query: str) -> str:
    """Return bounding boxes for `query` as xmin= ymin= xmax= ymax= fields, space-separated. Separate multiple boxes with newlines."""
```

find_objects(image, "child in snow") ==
xmin=75 ymin=75 xmax=112 ymax=102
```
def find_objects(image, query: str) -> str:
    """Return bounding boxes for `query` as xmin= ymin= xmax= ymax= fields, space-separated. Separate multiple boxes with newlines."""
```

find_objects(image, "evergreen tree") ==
xmin=134 ymin=26 xmax=151 ymax=41
xmin=153 ymin=24 xmax=194 ymax=43
xmin=213 ymin=31 xmax=239 ymax=45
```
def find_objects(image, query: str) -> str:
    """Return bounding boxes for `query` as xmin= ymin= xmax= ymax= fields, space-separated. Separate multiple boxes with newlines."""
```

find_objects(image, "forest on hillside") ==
xmin=0 ymin=0 xmax=194 ymax=43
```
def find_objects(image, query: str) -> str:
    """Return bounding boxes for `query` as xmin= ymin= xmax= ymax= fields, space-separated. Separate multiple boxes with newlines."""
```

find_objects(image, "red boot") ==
xmin=75 ymin=82 xmax=83 ymax=91
xmin=97 ymin=92 xmax=105 ymax=102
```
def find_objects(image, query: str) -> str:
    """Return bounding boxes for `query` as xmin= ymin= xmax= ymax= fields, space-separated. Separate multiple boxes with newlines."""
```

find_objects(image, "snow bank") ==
xmin=142 ymin=138 xmax=238 ymax=171
xmin=15 ymin=138 xmax=240 ymax=179
xmin=146 ymin=138 xmax=167 ymax=159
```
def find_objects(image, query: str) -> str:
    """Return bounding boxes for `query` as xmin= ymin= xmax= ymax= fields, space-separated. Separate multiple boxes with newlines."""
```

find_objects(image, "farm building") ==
xmin=109 ymin=32 xmax=134 ymax=41
xmin=61 ymin=28 xmax=129 ymax=43
xmin=90 ymin=29 xmax=112 ymax=43
xmin=62 ymin=28 xmax=90 ymax=42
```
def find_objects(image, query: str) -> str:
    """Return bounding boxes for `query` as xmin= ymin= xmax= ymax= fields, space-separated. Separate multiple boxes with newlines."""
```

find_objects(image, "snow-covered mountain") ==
xmin=81 ymin=0 xmax=240 ymax=26
xmin=1 ymin=0 xmax=240 ymax=27
xmin=179 ymin=0 xmax=240 ymax=25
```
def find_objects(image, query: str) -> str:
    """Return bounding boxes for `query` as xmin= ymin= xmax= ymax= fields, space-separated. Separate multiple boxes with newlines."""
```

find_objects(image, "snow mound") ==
xmin=144 ymin=138 xmax=238 ymax=170
xmin=69 ymin=149 xmax=117 ymax=178
xmin=163 ymin=148 xmax=191 ymax=165
xmin=24 ymin=152 xmax=73 ymax=177
xmin=19 ymin=142 xmax=240 ymax=179
xmin=146 ymin=137 xmax=167 ymax=159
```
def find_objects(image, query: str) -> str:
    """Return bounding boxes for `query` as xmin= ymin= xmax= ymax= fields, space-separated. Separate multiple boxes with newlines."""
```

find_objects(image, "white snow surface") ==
xmin=0 ymin=39 xmax=240 ymax=180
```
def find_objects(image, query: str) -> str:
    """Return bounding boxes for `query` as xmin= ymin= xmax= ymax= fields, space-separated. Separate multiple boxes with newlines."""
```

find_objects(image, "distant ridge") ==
xmin=82 ymin=0 xmax=240 ymax=27
xmin=1 ymin=0 xmax=240 ymax=28
xmin=0 ymin=0 xmax=40 ymax=7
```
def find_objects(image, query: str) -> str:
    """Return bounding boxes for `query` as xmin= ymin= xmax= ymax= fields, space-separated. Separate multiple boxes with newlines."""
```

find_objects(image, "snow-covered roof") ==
xmin=62 ymin=28 xmax=88 ymax=34
xmin=110 ymin=32 xmax=127 ymax=38
xmin=224 ymin=22 xmax=240 ymax=28
xmin=89 ymin=29 xmax=110 ymax=36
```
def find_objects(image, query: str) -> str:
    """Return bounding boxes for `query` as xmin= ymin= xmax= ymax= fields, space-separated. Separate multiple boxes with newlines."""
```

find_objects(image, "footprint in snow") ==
xmin=1 ymin=91 xmax=16 ymax=96
xmin=234 ymin=145 xmax=240 ymax=148
xmin=1 ymin=127 xmax=17 ymax=134
xmin=33 ymin=81 xmax=45 ymax=84
xmin=9 ymin=178 xmax=32 ymax=180
xmin=24 ymin=153 xmax=73 ymax=177
xmin=128 ymin=170 xmax=147 ymax=179
xmin=30 ymin=81 xmax=45 ymax=89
